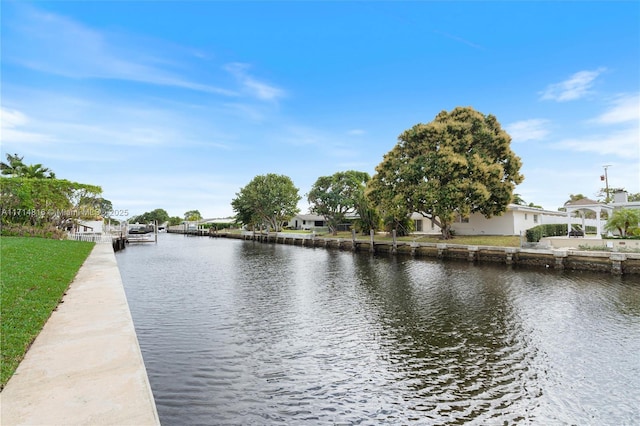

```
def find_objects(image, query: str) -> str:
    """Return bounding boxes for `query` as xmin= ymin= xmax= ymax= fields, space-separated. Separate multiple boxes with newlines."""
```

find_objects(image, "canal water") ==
xmin=116 ymin=233 xmax=640 ymax=425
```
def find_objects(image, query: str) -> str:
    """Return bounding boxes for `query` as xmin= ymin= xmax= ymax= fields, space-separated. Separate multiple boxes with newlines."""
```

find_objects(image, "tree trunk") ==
xmin=427 ymin=214 xmax=453 ymax=240
xmin=440 ymin=224 xmax=452 ymax=239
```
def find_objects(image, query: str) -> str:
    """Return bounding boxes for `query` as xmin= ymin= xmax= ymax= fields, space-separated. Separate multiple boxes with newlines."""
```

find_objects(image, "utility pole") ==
xmin=602 ymin=164 xmax=611 ymax=203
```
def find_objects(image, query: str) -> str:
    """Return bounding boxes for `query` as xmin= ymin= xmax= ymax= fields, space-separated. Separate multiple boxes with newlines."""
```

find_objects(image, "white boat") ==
xmin=127 ymin=223 xmax=157 ymax=243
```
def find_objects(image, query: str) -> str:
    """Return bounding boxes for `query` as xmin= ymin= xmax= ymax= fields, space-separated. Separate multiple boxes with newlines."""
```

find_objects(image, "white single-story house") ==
xmin=411 ymin=204 xmax=570 ymax=236
xmin=456 ymin=204 xmax=569 ymax=236
xmin=413 ymin=191 xmax=639 ymax=237
xmin=289 ymin=214 xmax=328 ymax=230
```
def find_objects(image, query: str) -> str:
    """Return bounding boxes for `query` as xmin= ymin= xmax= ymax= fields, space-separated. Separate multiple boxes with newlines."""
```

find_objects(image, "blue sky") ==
xmin=2 ymin=1 xmax=638 ymax=220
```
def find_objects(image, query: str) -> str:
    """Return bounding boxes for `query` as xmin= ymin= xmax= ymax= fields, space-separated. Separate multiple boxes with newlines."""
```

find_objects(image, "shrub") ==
xmin=0 ymin=223 xmax=67 ymax=239
xmin=201 ymin=222 xmax=237 ymax=230
xmin=526 ymin=224 xmax=568 ymax=242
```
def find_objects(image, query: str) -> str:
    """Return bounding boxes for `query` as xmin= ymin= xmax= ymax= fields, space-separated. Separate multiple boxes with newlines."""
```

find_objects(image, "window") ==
xmin=456 ymin=214 xmax=469 ymax=223
xmin=533 ymin=214 xmax=539 ymax=224
xmin=524 ymin=213 xmax=528 ymax=220
xmin=414 ymin=220 xmax=423 ymax=232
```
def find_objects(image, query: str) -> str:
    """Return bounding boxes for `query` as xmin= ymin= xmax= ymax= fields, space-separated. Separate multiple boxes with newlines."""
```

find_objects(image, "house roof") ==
xmin=564 ymin=198 xmax=601 ymax=206
xmin=293 ymin=214 xmax=326 ymax=221
xmin=506 ymin=204 xmax=567 ymax=217
xmin=201 ymin=217 xmax=236 ymax=224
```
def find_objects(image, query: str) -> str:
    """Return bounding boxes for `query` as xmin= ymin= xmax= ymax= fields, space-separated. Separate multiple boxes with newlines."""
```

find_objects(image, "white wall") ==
xmin=409 ymin=208 xmax=603 ymax=236
xmin=77 ymin=220 xmax=104 ymax=233
xmin=410 ymin=213 xmax=441 ymax=234
xmin=452 ymin=211 xmax=516 ymax=235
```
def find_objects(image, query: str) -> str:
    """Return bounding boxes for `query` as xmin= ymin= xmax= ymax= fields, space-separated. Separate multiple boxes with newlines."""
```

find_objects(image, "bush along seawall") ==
xmin=168 ymin=228 xmax=640 ymax=276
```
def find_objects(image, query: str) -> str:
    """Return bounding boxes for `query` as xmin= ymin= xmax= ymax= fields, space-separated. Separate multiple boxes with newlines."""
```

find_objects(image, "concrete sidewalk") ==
xmin=1 ymin=243 xmax=160 ymax=425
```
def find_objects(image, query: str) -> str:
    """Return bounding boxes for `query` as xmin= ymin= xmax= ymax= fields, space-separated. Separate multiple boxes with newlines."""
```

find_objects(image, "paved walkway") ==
xmin=1 ymin=243 xmax=160 ymax=425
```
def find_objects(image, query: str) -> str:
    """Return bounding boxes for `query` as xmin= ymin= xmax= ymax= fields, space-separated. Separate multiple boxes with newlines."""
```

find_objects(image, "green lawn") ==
xmin=0 ymin=237 xmax=94 ymax=389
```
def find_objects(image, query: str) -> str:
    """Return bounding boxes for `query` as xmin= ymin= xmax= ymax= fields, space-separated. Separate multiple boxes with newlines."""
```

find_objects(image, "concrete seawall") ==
xmin=200 ymin=231 xmax=640 ymax=275
xmin=0 ymin=243 xmax=160 ymax=425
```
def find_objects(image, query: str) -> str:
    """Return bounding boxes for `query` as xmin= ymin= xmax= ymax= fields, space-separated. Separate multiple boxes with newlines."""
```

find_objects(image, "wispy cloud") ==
xmin=3 ymin=5 xmax=236 ymax=96
xmin=0 ymin=107 xmax=56 ymax=144
xmin=555 ymin=127 xmax=638 ymax=157
xmin=592 ymin=93 xmax=640 ymax=124
xmin=505 ymin=119 xmax=551 ymax=142
xmin=551 ymin=91 xmax=639 ymax=174
xmin=539 ymin=68 xmax=606 ymax=102
xmin=1 ymin=88 xmax=238 ymax=154
xmin=224 ymin=63 xmax=285 ymax=101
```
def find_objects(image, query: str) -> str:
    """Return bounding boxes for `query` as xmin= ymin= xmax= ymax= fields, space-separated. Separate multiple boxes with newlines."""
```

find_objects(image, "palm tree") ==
xmin=21 ymin=164 xmax=56 ymax=179
xmin=0 ymin=153 xmax=26 ymax=177
xmin=0 ymin=154 xmax=55 ymax=178
xmin=511 ymin=193 xmax=525 ymax=205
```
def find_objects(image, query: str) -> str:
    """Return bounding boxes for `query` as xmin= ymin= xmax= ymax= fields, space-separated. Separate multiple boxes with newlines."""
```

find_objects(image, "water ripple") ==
xmin=117 ymin=235 xmax=640 ymax=425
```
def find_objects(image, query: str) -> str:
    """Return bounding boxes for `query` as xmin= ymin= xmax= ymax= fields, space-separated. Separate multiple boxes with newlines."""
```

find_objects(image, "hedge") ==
xmin=526 ymin=224 xmax=568 ymax=242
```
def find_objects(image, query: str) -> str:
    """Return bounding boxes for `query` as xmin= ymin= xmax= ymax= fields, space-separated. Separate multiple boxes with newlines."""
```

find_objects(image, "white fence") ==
xmin=69 ymin=233 xmax=114 ymax=244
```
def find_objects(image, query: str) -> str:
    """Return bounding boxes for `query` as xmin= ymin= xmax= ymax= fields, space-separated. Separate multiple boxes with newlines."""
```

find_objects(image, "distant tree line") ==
xmin=129 ymin=209 xmax=204 ymax=226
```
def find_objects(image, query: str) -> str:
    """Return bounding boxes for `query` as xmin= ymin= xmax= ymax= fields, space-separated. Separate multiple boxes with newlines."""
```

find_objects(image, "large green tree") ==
xmin=307 ymin=170 xmax=370 ymax=235
xmin=231 ymin=174 xmax=300 ymax=231
xmin=367 ymin=106 xmax=523 ymax=239
xmin=168 ymin=216 xmax=183 ymax=226
xmin=131 ymin=208 xmax=170 ymax=225
xmin=184 ymin=210 xmax=203 ymax=221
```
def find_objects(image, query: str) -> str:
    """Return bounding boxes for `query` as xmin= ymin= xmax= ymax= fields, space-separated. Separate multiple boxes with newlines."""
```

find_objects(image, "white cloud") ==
xmin=1 ymin=108 xmax=28 ymax=128
xmin=554 ymin=92 xmax=640 ymax=158
xmin=4 ymin=5 xmax=236 ymax=96
xmin=593 ymin=93 xmax=640 ymax=124
xmin=539 ymin=68 xmax=606 ymax=102
xmin=243 ymin=78 xmax=285 ymax=101
xmin=555 ymin=127 xmax=639 ymax=157
xmin=224 ymin=63 xmax=285 ymax=101
xmin=505 ymin=119 xmax=551 ymax=142
xmin=0 ymin=107 xmax=55 ymax=144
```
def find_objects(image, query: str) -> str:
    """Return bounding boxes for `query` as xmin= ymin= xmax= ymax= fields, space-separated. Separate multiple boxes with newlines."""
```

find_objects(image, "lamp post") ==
xmin=602 ymin=164 xmax=611 ymax=203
